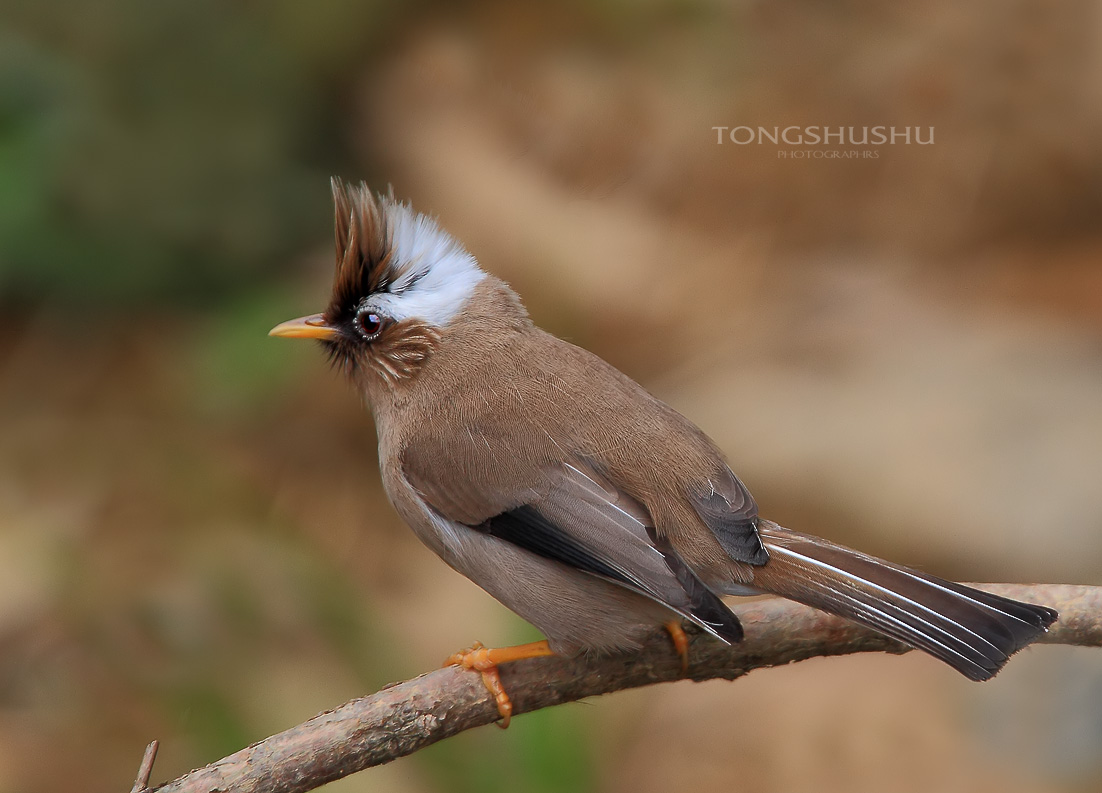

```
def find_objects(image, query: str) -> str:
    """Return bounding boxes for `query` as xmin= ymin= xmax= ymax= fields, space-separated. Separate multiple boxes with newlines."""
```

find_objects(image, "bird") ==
xmin=270 ymin=179 xmax=1057 ymax=726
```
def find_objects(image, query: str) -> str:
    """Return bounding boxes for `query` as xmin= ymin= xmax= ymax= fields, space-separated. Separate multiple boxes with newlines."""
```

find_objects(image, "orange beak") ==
xmin=268 ymin=313 xmax=340 ymax=341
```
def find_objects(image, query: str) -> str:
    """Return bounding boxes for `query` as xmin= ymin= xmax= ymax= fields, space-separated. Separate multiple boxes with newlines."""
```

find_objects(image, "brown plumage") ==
xmin=271 ymin=180 xmax=1057 ymax=683
xmin=327 ymin=180 xmax=390 ymax=316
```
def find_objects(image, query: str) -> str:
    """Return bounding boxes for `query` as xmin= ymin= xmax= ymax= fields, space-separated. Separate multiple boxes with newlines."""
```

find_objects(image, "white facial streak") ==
xmin=361 ymin=201 xmax=485 ymax=327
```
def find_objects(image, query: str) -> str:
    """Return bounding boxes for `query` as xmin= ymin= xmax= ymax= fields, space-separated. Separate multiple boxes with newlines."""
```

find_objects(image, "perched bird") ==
xmin=271 ymin=179 xmax=1057 ymax=726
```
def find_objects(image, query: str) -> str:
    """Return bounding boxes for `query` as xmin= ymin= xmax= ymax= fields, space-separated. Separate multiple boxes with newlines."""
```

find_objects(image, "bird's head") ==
xmin=270 ymin=179 xmax=486 ymax=385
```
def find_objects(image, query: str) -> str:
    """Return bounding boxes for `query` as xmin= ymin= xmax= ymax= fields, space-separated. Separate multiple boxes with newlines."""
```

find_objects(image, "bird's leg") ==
xmin=664 ymin=620 xmax=690 ymax=673
xmin=443 ymin=640 xmax=554 ymax=728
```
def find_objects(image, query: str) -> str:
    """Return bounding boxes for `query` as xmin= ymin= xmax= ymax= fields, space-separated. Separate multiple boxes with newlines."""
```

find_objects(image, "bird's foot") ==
xmin=664 ymin=620 xmax=690 ymax=673
xmin=443 ymin=640 xmax=555 ymax=728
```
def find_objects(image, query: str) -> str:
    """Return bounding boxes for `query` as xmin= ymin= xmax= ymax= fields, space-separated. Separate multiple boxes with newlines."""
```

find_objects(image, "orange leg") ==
xmin=665 ymin=620 xmax=690 ymax=673
xmin=443 ymin=640 xmax=555 ymax=728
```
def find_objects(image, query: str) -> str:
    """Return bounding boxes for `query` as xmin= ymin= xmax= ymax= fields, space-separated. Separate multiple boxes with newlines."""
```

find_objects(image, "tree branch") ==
xmin=149 ymin=583 xmax=1100 ymax=793
xmin=130 ymin=741 xmax=159 ymax=793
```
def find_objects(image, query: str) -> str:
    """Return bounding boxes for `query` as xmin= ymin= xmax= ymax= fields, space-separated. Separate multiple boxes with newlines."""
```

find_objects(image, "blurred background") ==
xmin=1 ymin=1 xmax=1100 ymax=791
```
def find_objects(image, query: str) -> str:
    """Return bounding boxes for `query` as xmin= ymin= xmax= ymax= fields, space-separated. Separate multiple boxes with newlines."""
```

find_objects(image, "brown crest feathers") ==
xmin=325 ymin=178 xmax=393 ymax=324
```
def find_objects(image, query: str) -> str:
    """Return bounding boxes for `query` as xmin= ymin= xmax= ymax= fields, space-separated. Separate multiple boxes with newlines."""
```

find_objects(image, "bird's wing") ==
xmin=685 ymin=464 xmax=768 ymax=566
xmin=403 ymin=450 xmax=745 ymax=643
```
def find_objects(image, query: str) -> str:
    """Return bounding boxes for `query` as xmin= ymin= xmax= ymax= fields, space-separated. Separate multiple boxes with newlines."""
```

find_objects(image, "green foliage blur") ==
xmin=0 ymin=0 xmax=400 ymax=308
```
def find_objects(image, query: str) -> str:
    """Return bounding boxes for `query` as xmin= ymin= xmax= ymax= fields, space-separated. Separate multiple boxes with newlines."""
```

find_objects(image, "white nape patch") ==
xmin=361 ymin=201 xmax=485 ymax=327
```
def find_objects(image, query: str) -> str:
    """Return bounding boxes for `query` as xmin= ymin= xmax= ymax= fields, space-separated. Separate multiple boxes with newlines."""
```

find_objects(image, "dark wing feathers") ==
xmin=644 ymin=527 xmax=744 ymax=642
xmin=689 ymin=468 xmax=769 ymax=566
xmin=479 ymin=505 xmax=627 ymax=583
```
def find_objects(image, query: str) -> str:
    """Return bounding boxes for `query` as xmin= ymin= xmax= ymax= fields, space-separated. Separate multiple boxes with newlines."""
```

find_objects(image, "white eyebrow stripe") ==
xmin=365 ymin=201 xmax=485 ymax=327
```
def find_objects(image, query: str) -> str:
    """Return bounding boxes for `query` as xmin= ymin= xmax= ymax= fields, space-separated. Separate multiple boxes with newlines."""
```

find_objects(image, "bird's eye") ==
xmin=356 ymin=311 xmax=385 ymax=339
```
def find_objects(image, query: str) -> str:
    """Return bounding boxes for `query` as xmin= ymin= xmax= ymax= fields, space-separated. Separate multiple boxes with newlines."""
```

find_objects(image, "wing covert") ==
xmin=689 ymin=467 xmax=769 ymax=566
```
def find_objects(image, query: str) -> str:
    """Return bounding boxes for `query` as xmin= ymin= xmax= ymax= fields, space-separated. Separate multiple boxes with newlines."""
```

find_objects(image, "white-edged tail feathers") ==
xmin=748 ymin=520 xmax=1058 ymax=680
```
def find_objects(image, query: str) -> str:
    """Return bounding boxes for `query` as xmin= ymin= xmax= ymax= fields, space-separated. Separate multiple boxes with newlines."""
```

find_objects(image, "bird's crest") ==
xmin=324 ymin=178 xmax=484 ymax=329
xmin=325 ymin=179 xmax=393 ymax=324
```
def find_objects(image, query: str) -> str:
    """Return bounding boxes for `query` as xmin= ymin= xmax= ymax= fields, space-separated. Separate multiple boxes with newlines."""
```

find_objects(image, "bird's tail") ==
xmin=748 ymin=520 xmax=1058 ymax=680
